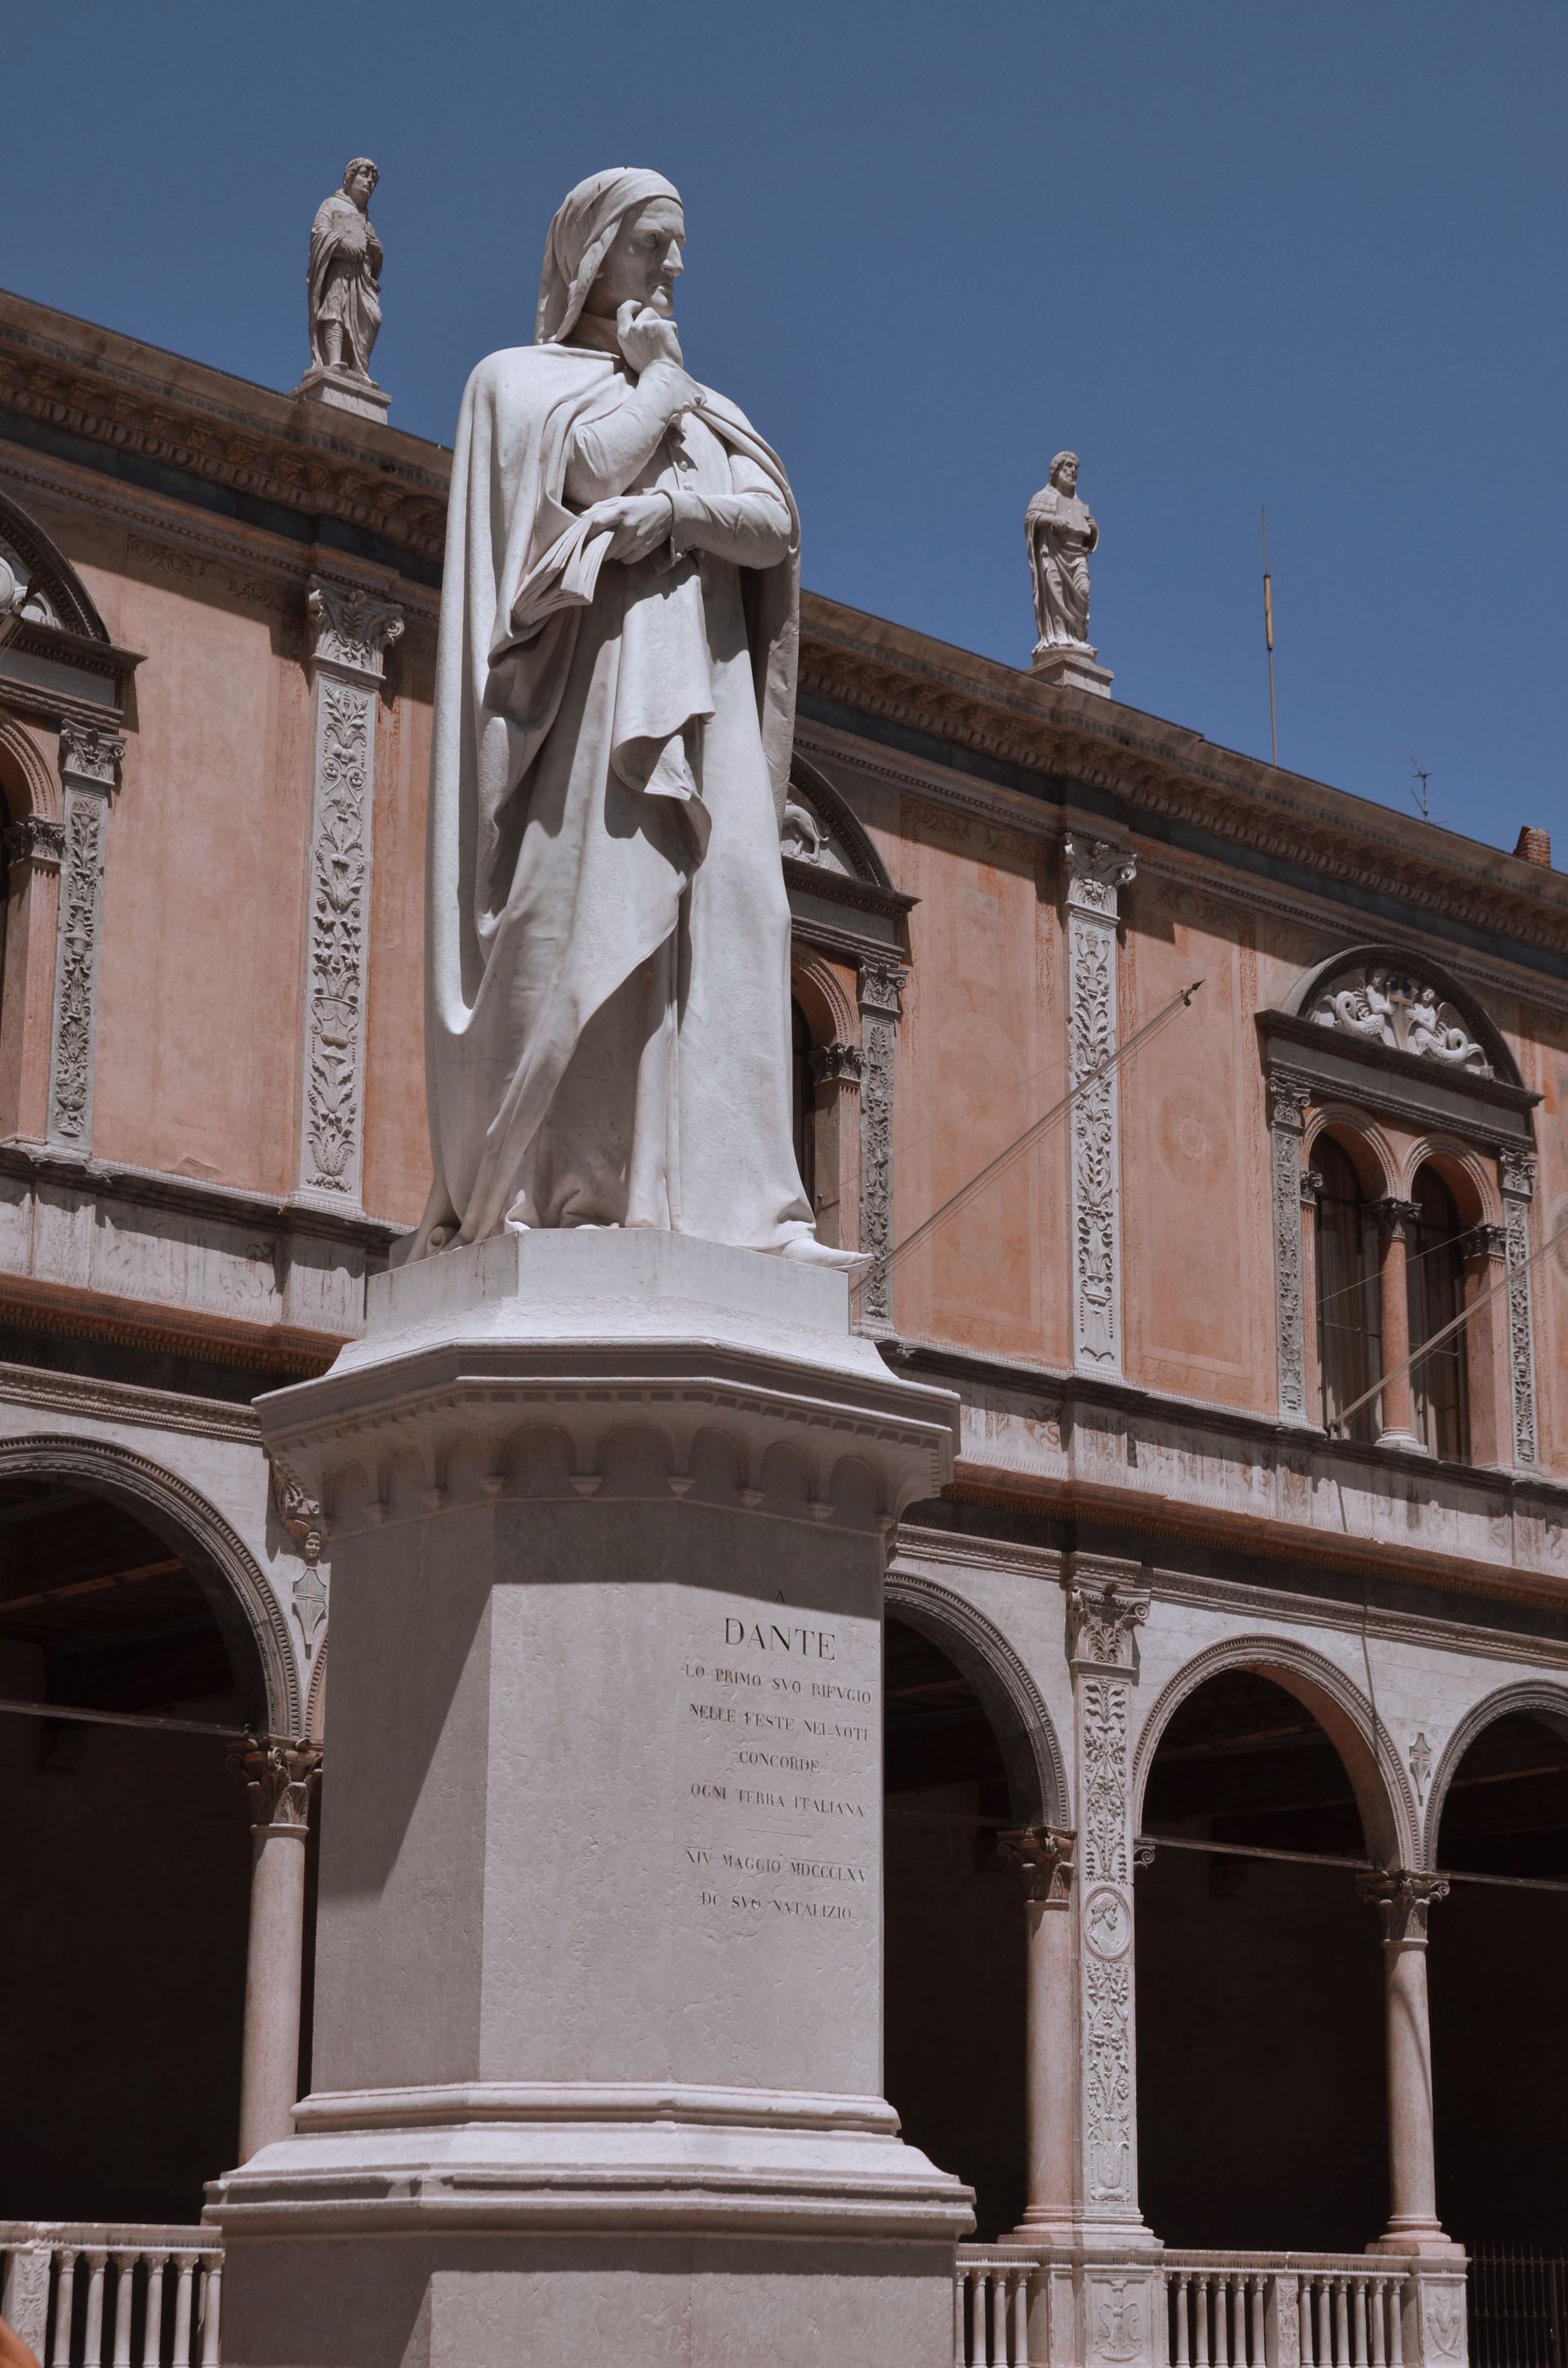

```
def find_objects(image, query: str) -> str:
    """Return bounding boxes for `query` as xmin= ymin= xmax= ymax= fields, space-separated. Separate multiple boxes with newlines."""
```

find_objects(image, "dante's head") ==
xmin=1049 ymin=451 xmax=1080 ymax=495
xmin=535 ymin=169 xmax=685 ymax=344
xmin=343 ymin=158 xmax=379 ymax=209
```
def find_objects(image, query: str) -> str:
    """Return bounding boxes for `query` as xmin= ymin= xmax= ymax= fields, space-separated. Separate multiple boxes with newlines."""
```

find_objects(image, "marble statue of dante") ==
xmin=1027 ymin=451 xmax=1098 ymax=650
xmin=308 ymin=158 xmax=383 ymax=377
xmin=410 ymin=167 xmax=858 ymax=1266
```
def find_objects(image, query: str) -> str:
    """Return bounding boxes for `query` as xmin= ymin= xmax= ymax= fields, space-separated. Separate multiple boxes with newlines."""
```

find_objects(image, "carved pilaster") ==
xmin=1064 ymin=838 xmax=1134 ymax=1377
xmin=47 ymin=723 xmax=123 ymax=1149
xmin=857 ymin=961 xmax=906 ymax=1331
xmin=1268 ymin=1070 xmax=1314 ymax=1424
xmin=231 ymin=1734 xmax=323 ymax=1832
xmin=1002 ymin=1824 xmax=1076 ymax=1906
xmin=1063 ymin=1566 xmax=1150 ymax=2242
xmin=296 ymin=578 xmax=403 ymax=1209
xmin=1499 ymin=1150 xmax=1538 ymax=1469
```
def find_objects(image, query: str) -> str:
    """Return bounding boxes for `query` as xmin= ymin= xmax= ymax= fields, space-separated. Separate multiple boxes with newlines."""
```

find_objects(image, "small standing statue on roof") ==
xmin=294 ymin=158 xmax=390 ymax=422
xmin=1026 ymin=450 xmax=1113 ymax=694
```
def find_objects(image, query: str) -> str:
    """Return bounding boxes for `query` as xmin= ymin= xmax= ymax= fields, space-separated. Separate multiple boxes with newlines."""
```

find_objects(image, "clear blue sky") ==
xmin=6 ymin=2 xmax=1563 ymax=857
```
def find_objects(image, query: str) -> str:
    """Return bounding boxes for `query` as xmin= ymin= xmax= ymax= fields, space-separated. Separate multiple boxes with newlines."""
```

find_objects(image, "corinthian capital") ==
xmin=1358 ymin=1868 xmax=1449 ymax=1946
xmin=232 ymin=1735 xmax=323 ymax=1831
xmin=1001 ymin=1825 xmax=1075 ymax=1906
xmin=57 ymin=722 xmax=125 ymax=790
xmin=1065 ymin=1576 xmax=1151 ymax=1670
xmin=307 ymin=577 xmax=404 ymax=682
xmin=1063 ymin=836 xmax=1136 ymax=919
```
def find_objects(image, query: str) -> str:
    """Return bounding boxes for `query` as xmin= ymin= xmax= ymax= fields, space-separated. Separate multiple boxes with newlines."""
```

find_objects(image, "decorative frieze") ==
xmin=857 ymin=961 xmax=906 ymax=1331
xmin=296 ymin=578 xmax=403 ymax=1210
xmin=47 ymin=723 xmax=122 ymax=1149
xmin=1499 ymin=1149 xmax=1538 ymax=1469
xmin=1267 ymin=1070 xmax=1314 ymax=1424
xmin=1064 ymin=838 xmax=1134 ymax=1376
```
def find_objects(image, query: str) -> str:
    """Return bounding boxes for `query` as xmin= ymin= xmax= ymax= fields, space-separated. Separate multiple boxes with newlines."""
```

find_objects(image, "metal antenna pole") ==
xmin=1262 ymin=505 xmax=1279 ymax=767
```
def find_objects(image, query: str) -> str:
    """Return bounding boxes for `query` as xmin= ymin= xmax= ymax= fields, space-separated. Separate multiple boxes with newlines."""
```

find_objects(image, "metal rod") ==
xmin=1262 ymin=506 xmax=1279 ymax=767
xmin=1139 ymin=1830 xmax=1568 ymax=1896
xmin=0 ymin=1695 xmax=248 ymax=1740
xmin=853 ymin=977 xmax=1204 ymax=1299
xmin=1329 ymin=1223 xmax=1566 ymax=1438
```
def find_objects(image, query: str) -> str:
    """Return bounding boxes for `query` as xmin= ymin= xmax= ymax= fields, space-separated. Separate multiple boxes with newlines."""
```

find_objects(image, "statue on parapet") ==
xmin=1026 ymin=451 xmax=1113 ymax=695
xmin=295 ymin=158 xmax=390 ymax=422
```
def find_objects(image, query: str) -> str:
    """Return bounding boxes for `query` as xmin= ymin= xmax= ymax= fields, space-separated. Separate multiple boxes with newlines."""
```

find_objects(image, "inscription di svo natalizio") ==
xmin=679 ymin=1603 xmax=878 ymax=1942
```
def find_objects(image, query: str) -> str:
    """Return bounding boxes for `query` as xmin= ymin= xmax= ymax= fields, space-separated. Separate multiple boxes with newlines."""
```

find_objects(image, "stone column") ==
xmin=1063 ymin=839 xmax=1135 ymax=1378
xmin=233 ymin=1735 xmax=321 ymax=2162
xmin=809 ymin=1040 xmax=864 ymax=1254
xmin=295 ymin=578 xmax=403 ymax=1211
xmin=47 ymin=722 xmax=123 ymax=1150
xmin=1374 ymin=1200 xmax=1423 ymax=1451
xmin=1499 ymin=1151 xmax=1539 ymax=1469
xmin=1359 ymin=1872 xmax=1461 ymax=2259
xmin=857 ymin=961 xmax=906 ymax=1331
xmin=1001 ymin=1825 xmax=1076 ymax=2236
xmin=1267 ymin=1070 xmax=1314 ymax=1424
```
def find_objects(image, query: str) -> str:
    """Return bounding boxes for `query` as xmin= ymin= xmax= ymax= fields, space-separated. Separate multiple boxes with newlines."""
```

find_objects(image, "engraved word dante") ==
xmin=724 ymin=1618 xmax=837 ymax=1657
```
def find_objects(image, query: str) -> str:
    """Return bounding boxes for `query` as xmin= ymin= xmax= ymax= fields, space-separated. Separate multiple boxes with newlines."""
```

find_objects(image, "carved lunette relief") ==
xmin=296 ymin=578 xmax=403 ymax=1208
xmin=1065 ymin=840 xmax=1134 ymax=1376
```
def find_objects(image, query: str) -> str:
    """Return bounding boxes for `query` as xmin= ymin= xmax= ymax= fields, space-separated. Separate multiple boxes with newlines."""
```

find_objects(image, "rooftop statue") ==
xmin=307 ymin=158 xmax=383 ymax=380
xmin=409 ymin=167 xmax=861 ymax=1268
xmin=1025 ymin=451 xmax=1114 ymax=695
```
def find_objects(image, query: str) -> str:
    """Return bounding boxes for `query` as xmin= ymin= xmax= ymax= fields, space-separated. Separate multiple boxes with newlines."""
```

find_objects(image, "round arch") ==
xmin=1304 ymin=1106 xmax=1399 ymax=1199
xmin=1133 ymin=1634 xmax=1419 ymax=1867
xmin=0 ymin=711 xmax=60 ymax=824
xmin=1423 ymin=1679 xmax=1568 ymax=1865
xmin=0 ymin=1431 xmax=299 ymax=1733
xmin=885 ymin=1567 xmax=1067 ymax=1830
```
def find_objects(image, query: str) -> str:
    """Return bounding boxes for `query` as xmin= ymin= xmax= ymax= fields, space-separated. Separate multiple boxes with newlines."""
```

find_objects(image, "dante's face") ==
xmin=1054 ymin=458 xmax=1079 ymax=495
xmin=586 ymin=198 xmax=686 ymax=317
xmin=346 ymin=166 xmax=376 ymax=209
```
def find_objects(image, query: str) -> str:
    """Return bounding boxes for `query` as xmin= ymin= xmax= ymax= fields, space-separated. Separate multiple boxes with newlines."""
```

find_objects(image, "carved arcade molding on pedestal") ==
xmin=1065 ymin=1571 xmax=1149 ymax=2234
xmin=1064 ymin=839 xmax=1134 ymax=1377
xmin=296 ymin=578 xmax=403 ymax=1210
xmin=1268 ymin=1069 xmax=1315 ymax=1425
xmin=47 ymin=722 xmax=123 ymax=1150
xmin=857 ymin=960 xmax=906 ymax=1330
xmin=1500 ymin=1149 xmax=1539 ymax=1469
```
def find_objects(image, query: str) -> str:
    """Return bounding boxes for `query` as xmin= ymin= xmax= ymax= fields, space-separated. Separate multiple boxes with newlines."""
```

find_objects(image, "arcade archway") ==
xmin=0 ymin=1465 xmax=268 ymax=2221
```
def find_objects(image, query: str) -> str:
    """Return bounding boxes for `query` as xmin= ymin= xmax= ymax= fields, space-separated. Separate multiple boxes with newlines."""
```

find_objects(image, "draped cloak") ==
xmin=410 ymin=340 xmax=813 ymax=1256
xmin=307 ymin=194 xmax=381 ymax=376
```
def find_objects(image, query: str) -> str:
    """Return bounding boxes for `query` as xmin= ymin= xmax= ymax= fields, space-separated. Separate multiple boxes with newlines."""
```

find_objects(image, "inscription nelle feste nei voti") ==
xmin=679 ymin=1599 xmax=878 ymax=1940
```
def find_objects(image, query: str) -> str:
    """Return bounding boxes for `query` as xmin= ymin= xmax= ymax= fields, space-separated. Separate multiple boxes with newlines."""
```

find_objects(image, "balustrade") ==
xmin=953 ymin=2253 xmax=1031 ymax=2367
xmin=0 ymin=2228 xmax=220 ymax=2368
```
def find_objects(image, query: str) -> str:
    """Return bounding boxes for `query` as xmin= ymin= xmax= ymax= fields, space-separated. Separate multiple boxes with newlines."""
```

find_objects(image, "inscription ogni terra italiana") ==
xmin=679 ymin=1602 xmax=876 ymax=1941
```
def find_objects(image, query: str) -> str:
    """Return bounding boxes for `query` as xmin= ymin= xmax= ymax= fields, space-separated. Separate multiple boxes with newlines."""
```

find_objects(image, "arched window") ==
xmin=1315 ymin=1136 xmax=1380 ymax=1441
xmin=1407 ymin=1165 xmax=1468 ymax=1460
xmin=791 ymin=998 xmax=814 ymax=1207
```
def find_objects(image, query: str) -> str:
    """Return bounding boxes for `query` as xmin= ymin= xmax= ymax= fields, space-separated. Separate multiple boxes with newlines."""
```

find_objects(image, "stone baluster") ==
xmin=82 ymin=2249 xmax=109 ymax=2368
xmin=111 ymin=2254 xmax=136 ymax=2368
xmin=1064 ymin=838 xmax=1136 ymax=1377
xmin=49 ymin=2250 xmax=78 ymax=2368
xmin=47 ymin=723 xmax=123 ymax=1151
xmin=1000 ymin=1823 xmax=1076 ymax=2236
xmin=169 ymin=2254 xmax=198 ymax=2368
xmin=198 ymin=2262 xmax=221 ymax=2368
xmin=1373 ymin=1202 xmax=1423 ymax=1451
xmin=232 ymin=1735 xmax=323 ymax=2160
xmin=1063 ymin=1565 xmax=1155 ymax=2254
xmin=1359 ymin=1873 xmax=1462 ymax=2257
xmin=295 ymin=578 xmax=403 ymax=1211
xmin=140 ymin=2253 xmax=167 ymax=2368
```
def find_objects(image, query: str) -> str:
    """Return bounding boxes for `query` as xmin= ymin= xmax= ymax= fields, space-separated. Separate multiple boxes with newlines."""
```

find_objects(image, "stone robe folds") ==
xmin=308 ymin=194 xmax=382 ymax=376
xmin=412 ymin=342 xmax=816 ymax=1255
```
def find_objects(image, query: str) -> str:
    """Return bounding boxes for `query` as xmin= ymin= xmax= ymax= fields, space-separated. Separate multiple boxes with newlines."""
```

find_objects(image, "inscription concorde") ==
xmin=679 ymin=1606 xmax=876 ymax=1936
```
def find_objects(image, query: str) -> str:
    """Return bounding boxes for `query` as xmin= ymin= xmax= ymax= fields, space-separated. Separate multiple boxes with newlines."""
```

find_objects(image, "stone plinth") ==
xmin=207 ymin=1229 xmax=973 ymax=2368
xmin=1031 ymin=640 xmax=1114 ymax=696
xmin=292 ymin=363 xmax=390 ymax=422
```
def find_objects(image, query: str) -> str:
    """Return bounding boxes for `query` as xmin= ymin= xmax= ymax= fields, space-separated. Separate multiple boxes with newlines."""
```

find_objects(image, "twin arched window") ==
xmin=1314 ymin=1138 xmax=1471 ymax=1460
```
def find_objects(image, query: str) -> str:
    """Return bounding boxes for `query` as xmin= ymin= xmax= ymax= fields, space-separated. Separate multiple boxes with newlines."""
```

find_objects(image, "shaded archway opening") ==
xmin=1431 ymin=1710 xmax=1568 ymax=2250
xmin=884 ymin=1614 xmax=1026 ymax=2236
xmin=0 ymin=1475 xmax=261 ymax=2221
xmin=1137 ymin=1669 xmax=1386 ymax=2250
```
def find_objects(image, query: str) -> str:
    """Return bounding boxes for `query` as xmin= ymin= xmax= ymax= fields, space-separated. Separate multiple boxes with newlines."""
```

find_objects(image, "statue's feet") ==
xmin=779 ymin=1236 xmax=875 ymax=1273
